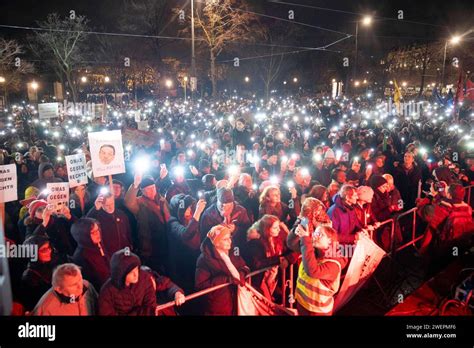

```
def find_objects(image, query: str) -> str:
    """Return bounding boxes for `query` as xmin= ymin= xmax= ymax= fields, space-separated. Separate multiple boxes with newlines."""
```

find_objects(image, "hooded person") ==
xmin=199 ymin=187 xmax=252 ymax=250
xmin=125 ymin=174 xmax=170 ymax=275
xmin=195 ymin=225 xmax=250 ymax=315
xmin=71 ymin=218 xmax=111 ymax=291
xmin=20 ymin=235 xmax=64 ymax=311
xmin=31 ymin=162 xmax=63 ymax=190
xmin=99 ymin=249 xmax=157 ymax=316
xmin=167 ymin=194 xmax=206 ymax=292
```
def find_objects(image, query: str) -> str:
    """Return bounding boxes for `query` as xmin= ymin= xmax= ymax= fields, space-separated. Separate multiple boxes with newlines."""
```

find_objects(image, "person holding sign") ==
xmin=124 ymin=173 xmax=171 ymax=275
xmin=294 ymin=225 xmax=347 ymax=316
xmin=32 ymin=202 xmax=77 ymax=257
xmin=87 ymin=189 xmax=132 ymax=256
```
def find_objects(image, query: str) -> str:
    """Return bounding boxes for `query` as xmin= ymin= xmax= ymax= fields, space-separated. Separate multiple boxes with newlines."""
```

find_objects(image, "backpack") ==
xmin=439 ymin=204 xmax=474 ymax=243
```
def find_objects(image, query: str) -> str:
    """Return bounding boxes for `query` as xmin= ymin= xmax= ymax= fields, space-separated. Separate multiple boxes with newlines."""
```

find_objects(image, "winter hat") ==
xmin=28 ymin=200 xmax=48 ymax=218
xmin=357 ymin=186 xmax=374 ymax=203
xmin=41 ymin=163 xmax=54 ymax=174
xmin=324 ymin=149 xmax=335 ymax=160
xmin=369 ymin=175 xmax=388 ymax=190
xmin=207 ymin=225 xmax=232 ymax=246
xmin=202 ymin=174 xmax=216 ymax=190
xmin=140 ymin=176 xmax=155 ymax=190
xmin=217 ymin=187 xmax=234 ymax=204
xmin=20 ymin=186 xmax=40 ymax=206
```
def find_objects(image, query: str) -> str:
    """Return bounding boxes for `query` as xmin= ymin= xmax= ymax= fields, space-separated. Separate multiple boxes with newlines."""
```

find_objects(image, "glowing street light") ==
xmin=362 ymin=15 xmax=373 ymax=26
xmin=293 ymin=77 xmax=298 ymax=83
xmin=244 ymin=76 xmax=250 ymax=83
xmin=104 ymin=76 xmax=110 ymax=83
xmin=0 ymin=76 xmax=5 ymax=83
xmin=450 ymin=35 xmax=461 ymax=45
xmin=31 ymin=81 xmax=39 ymax=90
xmin=81 ymin=76 xmax=87 ymax=83
xmin=442 ymin=35 xmax=462 ymax=87
xmin=402 ymin=81 xmax=407 ymax=87
xmin=165 ymin=79 xmax=173 ymax=88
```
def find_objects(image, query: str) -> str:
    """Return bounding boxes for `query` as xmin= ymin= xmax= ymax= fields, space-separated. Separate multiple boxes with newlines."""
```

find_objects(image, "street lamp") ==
xmin=293 ymin=77 xmax=298 ymax=83
xmin=165 ymin=79 xmax=173 ymax=89
xmin=441 ymin=35 xmax=462 ymax=88
xmin=183 ymin=76 xmax=188 ymax=100
xmin=81 ymin=76 xmax=87 ymax=83
xmin=244 ymin=76 xmax=250 ymax=83
xmin=354 ymin=15 xmax=372 ymax=86
xmin=104 ymin=76 xmax=110 ymax=83
xmin=0 ymin=76 xmax=5 ymax=83
xmin=31 ymin=81 xmax=39 ymax=90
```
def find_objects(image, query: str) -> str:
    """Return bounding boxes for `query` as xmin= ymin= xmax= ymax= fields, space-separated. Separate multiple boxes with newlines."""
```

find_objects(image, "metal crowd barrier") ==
xmin=149 ymin=187 xmax=474 ymax=314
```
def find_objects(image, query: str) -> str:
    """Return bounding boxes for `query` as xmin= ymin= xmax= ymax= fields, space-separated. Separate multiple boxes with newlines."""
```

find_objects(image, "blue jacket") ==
xmin=327 ymin=195 xmax=362 ymax=244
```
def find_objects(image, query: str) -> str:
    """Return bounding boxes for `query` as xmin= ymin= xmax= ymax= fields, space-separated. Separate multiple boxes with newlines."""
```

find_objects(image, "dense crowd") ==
xmin=1 ymin=94 xmax=473 ymax=316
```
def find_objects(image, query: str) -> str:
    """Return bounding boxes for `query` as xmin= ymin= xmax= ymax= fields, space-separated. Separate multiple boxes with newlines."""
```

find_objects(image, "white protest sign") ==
xmin=65 ymin=153 xmax=88 ymax=188
xmin=333 ymin=235 xmax=386 ymax=312
xmin=0 ymin=164 xmax=17 ymax=203
xmin=88 ymin=130 xmax=126 ymax=177
xmin=137 ymin=121 xmax=148 ymax=131
xmin=38 ymin=103 xmax=59 ymax=119
xmin=46 ymin=182 xmax=70 ymax=212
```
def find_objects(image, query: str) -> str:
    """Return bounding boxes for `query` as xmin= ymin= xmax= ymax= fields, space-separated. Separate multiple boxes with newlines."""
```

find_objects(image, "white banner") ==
xmin=65 ymin=154 xmax=88 ymax=188
xmin=0 ymin=164 xmax=17 ymax=203
xmin=46 ymin=182 xmax=70 ymax=212
xmin=333 ymin=236 xmax=386 ymax=312
xmin=38 ymin=103 xmax=59 ymax=119
xmin=88 ymin=130 xmax=125 ymax=177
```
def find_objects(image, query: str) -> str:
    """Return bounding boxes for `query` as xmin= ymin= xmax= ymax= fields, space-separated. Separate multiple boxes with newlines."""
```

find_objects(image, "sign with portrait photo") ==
xmin=88 ymin=130 xmax=126 ymax=177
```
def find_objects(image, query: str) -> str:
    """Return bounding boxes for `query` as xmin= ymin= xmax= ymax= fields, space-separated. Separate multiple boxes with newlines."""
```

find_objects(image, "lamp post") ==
xmin=441 ymin=35 xmax=461 ymax=89
xmin=354 ymin=16 xmax=372 ymax=85
xmin=191 ymin=0 xmax=196 ymax=99
xmin=183 ymin=76 xmax=188 ymax=100
xmin=0 ymin=76 xmax=6 ymax=108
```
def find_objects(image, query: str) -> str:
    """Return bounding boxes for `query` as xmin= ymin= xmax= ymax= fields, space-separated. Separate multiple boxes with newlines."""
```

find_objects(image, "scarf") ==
xmin=217 ymin=250 xmax=241 ymax=281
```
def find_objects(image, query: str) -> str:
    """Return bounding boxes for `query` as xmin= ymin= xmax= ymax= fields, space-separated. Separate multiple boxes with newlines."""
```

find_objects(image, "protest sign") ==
xmin=38 ymin=103 xmax=59 ymax=119
xmin=46 ymin=182 xmax=70 ymax=212
xmin=334 ymin=236 xmax=386 ymax=312
xmin=65 ymin=153 xmax=88 ymax=188
xmin=0 ymin=164 xmax=17 ymax=203
xmin=88 ymin=130 xmax=126 ymax=177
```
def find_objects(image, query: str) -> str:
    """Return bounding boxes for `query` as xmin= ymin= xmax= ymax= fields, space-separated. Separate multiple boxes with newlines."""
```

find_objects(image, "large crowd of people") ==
xmin=1 ymin=93 xmax=473 ymax=316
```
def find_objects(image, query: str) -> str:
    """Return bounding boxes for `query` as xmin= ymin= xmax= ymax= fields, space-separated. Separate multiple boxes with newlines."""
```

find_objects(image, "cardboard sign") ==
xmin=333 ymin=236 xmax=386 ymax=312
xmin=46 ymin=182 xmax=70 ymax=212
xmin=88 ymin=130 xmax=126 ymax=177
xmin=137 ymin=121 xmax=149 ymax=131
xmin=38 ymin=103 xmax=59 ymax=119
xmin=65 ymin=153 xmax=88 ymax=188
xmin=0 ymin=164 xmax=17 ymax=203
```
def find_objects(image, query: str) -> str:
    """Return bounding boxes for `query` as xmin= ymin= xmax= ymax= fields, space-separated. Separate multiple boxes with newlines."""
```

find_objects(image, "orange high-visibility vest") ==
xmin=295 ymin=259 xmax=341 ymax=314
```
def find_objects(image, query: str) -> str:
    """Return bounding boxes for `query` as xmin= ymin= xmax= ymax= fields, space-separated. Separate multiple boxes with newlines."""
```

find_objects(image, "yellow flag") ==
xmin=393 ymin=80 xmax=402 ymax=107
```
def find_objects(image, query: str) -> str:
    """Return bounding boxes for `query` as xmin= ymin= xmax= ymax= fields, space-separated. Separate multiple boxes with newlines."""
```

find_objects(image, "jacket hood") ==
xmin=110 ymin=249 xmax=141 ymax=289
xmin=169 ymin=194 xmax=196 ymax=222
xmin=71 ymin=218 xmax=100 ymax=250
xmin=38 ymin=162 xmax=54 ymax=181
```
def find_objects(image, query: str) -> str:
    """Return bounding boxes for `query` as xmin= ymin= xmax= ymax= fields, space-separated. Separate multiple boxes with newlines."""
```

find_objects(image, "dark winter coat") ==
xmin=86 ymin=208 xmax=133 ymax=256
xmin=199 ymin=203 xmax=251 ymax=249
xmin=71 ymin=219 xmax=111 ymax=291
xmin=195 ymin=238 xmax=250 ymax=315
xmin=32 ymin=215 xmax=77 ymax=257
xmin=392 ymin=164 xmax=422 ymax=209
xmin=99 ymin=250 xmax=157 ymax=316
xmin=167 ymin=195 xmax=201 ymax=292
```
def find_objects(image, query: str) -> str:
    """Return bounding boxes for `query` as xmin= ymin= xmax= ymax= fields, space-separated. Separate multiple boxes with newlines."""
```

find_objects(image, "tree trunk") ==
xmin=210 ymin=50 xmax=217 ymax=98
xmin=65 ymin=70 xmax=78 ymax=105
xmin=418 ymin=61 xmax=427 ymax=99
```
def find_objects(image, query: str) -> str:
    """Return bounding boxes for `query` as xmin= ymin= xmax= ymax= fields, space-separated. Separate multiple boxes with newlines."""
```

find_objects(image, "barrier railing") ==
xmin=155 ymin=264 xmax=276 ymax=313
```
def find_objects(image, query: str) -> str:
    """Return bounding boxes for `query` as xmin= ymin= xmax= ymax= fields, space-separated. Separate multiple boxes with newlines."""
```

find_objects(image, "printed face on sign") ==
xmin=99 ymin=144 xmax=116 ymax=165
